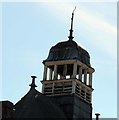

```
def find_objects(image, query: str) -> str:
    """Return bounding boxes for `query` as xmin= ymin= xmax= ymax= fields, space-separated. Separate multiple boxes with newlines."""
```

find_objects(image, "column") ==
xmin=63 ymin=64 xmax=67 ymax=79
xmin=42 ymin=84 xmax=44 ymax=94
xmin=89 ymin=72 xmax=92 ymax=87
xmin=78 ymin=66 xmax=82 ymax=81
xmin=72 ymin=80 xmax=76 ymax=94
xmin=52 ymin=82 xmax=55 ymax=94
xmin=43 ymin=65 xmax=47 ymax=80
xmin=60 ymin=74 xmax=63 ymax=80
xmin=49 ymin=69 xmax=53 ymax=80
xmin=84 ymin=69 xmax=87 ymax=85
xmin=81 ymin=88 xmax=86 ymax=100
xmin=53 ymin=65 xmax=58 ymax=80
xmin=84 ymin=89 xmax=86 ymax=100
xmin=79 ymin=84 xmax=81 ymax=96
xmin=72 ymin=63 xmax=77 ymax=79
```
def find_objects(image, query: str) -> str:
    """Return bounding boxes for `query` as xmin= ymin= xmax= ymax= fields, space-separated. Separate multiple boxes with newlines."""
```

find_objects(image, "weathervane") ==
xmin=68 ymin=6 xmax=76 ymax=41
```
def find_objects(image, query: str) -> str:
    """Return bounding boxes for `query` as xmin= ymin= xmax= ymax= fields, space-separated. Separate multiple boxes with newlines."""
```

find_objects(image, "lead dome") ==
xmin=43 ymin=39 xmax=90 ymax=66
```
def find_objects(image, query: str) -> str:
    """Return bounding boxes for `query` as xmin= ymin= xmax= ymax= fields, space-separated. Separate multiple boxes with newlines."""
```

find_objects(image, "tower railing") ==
xmin=41 ymin=78 xmax=93 ymax=103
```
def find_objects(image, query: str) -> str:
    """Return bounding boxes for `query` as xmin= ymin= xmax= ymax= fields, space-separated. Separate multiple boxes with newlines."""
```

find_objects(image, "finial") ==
xmin=29 ymin=76 xmax=37 ymax=89
xmin=68 ymin=6 xmax=76 ymax=41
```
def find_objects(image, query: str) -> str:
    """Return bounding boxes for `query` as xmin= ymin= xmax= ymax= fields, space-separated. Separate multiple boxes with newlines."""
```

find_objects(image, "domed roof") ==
xmin=44 ymin=40 xmax=90 ymax=66
xmin=14 ymin=88 xmax=66 ymax=118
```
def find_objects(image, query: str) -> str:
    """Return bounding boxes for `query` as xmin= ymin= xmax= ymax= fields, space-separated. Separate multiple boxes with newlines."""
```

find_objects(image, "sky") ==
xmin=0 ymin=1 xmax=118 ymax=118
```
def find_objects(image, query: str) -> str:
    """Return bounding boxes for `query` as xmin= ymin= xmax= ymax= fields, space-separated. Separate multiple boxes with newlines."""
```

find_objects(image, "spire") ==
xmin=29 ymin=76 xmax=37 ymax=89
xmin=68 ymin=6 xmax=76 ymax=41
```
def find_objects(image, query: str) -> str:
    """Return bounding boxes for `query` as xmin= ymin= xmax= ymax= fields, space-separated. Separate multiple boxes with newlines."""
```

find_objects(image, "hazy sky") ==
xmin=1 ymin=1 xmax=117 ymax=118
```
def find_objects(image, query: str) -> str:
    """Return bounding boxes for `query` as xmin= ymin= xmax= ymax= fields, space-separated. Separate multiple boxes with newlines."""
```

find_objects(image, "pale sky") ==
xmin=1 ymin=1 xmax=117 ymax=118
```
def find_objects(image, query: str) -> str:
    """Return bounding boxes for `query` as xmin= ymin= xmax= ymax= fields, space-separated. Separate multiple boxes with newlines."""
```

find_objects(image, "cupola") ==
xmin=41 ymin=8 xmax=95 ymax=104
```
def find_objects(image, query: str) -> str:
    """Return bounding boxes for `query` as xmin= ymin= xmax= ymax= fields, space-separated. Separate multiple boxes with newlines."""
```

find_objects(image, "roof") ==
xmin=0 ymin=101 xmax=13 ymax=108
xmin=14 ymin=88 xmax=66 ymax=119
xmin=43 ymin=40 xmax=90 ymax=66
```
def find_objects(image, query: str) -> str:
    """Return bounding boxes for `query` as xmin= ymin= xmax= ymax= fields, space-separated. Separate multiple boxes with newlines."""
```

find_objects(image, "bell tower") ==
xmin=41 ymin=8 xmax=95 ymax=120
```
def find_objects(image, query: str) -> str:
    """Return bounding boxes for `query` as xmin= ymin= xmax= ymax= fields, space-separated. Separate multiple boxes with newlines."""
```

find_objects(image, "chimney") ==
xmin=29 ymin=76 xmax=37 ymax=89
xmin=95 ymin=113 xmax=100 ymax=120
